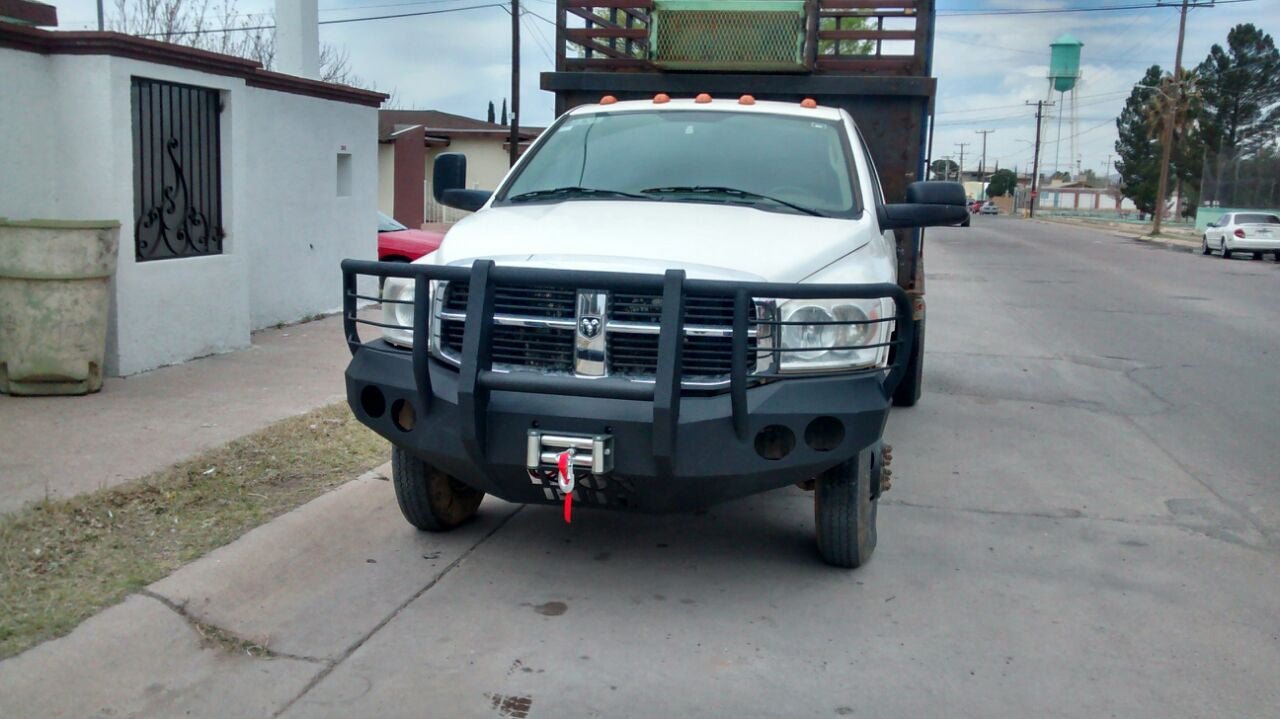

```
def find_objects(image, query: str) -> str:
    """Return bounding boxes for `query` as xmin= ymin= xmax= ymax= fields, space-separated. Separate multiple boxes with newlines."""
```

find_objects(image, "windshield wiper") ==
xmin=507 ymin=186 xmax=650 ymax=202
xmin=640 ymin=186 xmax=826 ymax=217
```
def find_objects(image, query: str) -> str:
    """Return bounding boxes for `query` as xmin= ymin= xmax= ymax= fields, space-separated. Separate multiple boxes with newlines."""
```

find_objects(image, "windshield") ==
xmin=499 ymin=110 xmax=859 ymax=217
xmin=377 ymin=212 xmax=407 ymax=232
xmin=1235 ymin=213 xmax=1279 ymax=225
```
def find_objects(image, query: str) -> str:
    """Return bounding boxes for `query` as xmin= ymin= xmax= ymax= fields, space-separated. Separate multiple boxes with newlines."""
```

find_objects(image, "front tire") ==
xmin=392 ymin=447 xmax=484 ymax=531
xmin=1202 ymin=236 xmax=1212 ymax=255
xmin=814 ymin=450 xmax=878 ymax=568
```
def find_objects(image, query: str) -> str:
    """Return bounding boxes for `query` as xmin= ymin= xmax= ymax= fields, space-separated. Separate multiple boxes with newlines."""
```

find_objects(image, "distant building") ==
xmin=377 ymin=110 xmax=543 ymax=228
xmin=1035 ymin=180 xmax=1137 ymax=216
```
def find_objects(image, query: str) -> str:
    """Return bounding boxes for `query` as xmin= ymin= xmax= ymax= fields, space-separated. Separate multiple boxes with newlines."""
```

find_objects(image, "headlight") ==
xmin=778 ymin=298 xmax=890 ymax=372
xmin=381 ymin=277 xmax=417 ymax=347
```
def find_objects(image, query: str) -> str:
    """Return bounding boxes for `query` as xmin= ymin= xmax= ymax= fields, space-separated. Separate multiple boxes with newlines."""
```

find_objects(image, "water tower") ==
xmin=1046 ymin=34 xmax=1083 ymax=179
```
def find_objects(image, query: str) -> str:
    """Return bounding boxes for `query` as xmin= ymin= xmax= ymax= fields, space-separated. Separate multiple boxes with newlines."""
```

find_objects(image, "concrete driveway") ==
xmin=3 ymin=218 xmax=1278 ymax=718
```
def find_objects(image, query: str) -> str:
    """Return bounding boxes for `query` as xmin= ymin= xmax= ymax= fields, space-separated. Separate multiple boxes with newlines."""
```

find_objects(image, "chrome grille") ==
xmin=435 ymin=282 xmax=762 ymax=383
xmin=440 ymin=284 xmax=575 ymax=371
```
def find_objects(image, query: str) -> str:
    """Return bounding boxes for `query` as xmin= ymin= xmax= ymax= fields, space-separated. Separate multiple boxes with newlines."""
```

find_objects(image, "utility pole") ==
xmin=975 ymin=130 xmax=994 ymax=180
xmin=97 ymin=0 xmax=104 ymax=30
xmin=1152 ymin=0 xmax=1191 ymax=235
xmin=1027 ymin=100 xmax=1055 ymax=218
xmin=955 ymin=143 xmax=969 ymax=183
xmin=508 ymin=0 xmax=521 ymax=167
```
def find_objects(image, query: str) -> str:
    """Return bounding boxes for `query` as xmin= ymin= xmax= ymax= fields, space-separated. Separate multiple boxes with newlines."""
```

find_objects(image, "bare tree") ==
xmin=110 ymin=0 xmax=366 ymax=88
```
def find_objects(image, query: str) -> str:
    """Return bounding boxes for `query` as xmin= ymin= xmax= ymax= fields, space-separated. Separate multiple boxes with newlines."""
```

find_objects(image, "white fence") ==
xmin=424 ymin=182 xmax=473 ymax=224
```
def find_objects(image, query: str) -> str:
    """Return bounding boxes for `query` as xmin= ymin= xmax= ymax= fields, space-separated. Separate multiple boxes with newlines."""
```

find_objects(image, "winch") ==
xmin=525 ymin=431 xmax=615 ymax=475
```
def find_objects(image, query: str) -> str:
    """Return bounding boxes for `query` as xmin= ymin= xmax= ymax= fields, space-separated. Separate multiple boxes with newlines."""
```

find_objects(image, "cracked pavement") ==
xmin=2 ymin=217 xmax=1278 ymax=717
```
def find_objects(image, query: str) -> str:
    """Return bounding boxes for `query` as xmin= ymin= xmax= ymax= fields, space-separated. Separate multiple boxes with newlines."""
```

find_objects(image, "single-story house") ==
xmin=376 ymin=110 xmax=542 ymax=228
xmin=1 ymin=3 xmax=385 ymax=376
xmin=1035 ymin=181 xmax=1137 ymax=216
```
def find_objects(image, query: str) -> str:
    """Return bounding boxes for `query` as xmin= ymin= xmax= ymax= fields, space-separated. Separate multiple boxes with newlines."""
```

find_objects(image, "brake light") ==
xmin=1235 ymin=228 xmax=1246 ymax=238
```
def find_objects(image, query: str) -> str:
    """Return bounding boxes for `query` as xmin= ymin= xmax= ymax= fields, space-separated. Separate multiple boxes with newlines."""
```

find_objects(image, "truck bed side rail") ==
xmin=342 ymin=259 xmax=913 ymax=472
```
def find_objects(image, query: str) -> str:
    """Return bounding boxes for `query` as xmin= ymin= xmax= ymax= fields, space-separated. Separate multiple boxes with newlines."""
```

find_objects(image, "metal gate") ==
xmin=131 ymin=77 xmax=225 ymax=262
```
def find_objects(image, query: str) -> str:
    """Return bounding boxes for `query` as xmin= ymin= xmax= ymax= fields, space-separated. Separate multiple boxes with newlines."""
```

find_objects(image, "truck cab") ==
xmin=342 ymin=0 xmax=962 ymax=567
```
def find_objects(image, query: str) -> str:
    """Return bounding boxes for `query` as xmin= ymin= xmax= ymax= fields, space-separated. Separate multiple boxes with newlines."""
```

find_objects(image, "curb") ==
xmin=1029 ymin=217 xmax=1202 ymax=252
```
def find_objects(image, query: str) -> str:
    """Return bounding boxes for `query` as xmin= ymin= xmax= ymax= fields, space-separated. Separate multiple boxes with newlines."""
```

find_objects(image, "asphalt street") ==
xmin=283 ymin=218 xmax=1280 ymax=717
xmin=4 ymin=217 xmax=1278 ymax=718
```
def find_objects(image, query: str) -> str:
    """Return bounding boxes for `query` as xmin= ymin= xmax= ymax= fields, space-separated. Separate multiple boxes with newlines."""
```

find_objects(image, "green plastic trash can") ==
xmin=0 ymin=219 xmax=120 ymax=395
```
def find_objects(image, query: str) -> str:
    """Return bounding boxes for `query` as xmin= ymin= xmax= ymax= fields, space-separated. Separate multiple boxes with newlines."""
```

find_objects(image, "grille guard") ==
xmin=342 ymin=259 xmax=913 ymax=477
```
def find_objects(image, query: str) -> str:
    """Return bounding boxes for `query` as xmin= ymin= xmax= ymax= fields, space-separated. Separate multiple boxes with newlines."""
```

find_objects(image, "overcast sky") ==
xmin=52 ymin=0 xmax=1273 ymax=177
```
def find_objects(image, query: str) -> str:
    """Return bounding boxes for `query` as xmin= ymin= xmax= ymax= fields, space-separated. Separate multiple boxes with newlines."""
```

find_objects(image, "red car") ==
xmin=378 ymin=212 xmax=443 ymax=262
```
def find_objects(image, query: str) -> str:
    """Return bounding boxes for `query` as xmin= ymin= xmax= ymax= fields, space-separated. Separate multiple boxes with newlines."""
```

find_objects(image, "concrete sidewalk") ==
xmin=0 ymin=463 xmax=520 ymax=719
xmin=0 ymin=312 xmax=357 ymax=514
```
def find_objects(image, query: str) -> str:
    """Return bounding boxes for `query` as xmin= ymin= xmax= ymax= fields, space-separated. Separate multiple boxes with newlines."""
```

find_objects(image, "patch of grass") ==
xmin=0 ymin=403 xmax=387 ymax=659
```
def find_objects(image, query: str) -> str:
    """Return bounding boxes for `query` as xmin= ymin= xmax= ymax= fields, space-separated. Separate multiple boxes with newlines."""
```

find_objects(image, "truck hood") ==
xmin=430 ymin=200 xmax=873 ymax=282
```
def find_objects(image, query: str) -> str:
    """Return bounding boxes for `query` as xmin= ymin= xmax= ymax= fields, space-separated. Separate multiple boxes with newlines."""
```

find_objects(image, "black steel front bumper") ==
xmin=342 ymin=260 xmax=912 ymax=513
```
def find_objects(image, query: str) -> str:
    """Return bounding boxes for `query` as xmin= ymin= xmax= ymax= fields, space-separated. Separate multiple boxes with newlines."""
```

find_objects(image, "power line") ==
xmin=937 ymin=0 xmax=1253 ymax=16
xmin=523 ymin=7 xmax=556 ymax=24
xmin=319 ymin=0 xmax=482 ymax=13
xmin=935 ymin=33 xmax=1165 ymax=66
xmin=936 ymin=89 xmax=1132 ymax=116
xmin=135 ymin=2 xmax=506 ymax=37
xmin=521 ymin=12 xmax=554 ymax=64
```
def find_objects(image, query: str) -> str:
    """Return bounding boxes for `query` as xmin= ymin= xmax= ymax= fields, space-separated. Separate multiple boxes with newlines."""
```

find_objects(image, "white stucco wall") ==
xmin=0 ymin=49 xmax=57 ymax=217
xmin=1 ymin=46 xmax=378 ymax=376
xmin=237 ymin=86 xmax=377 ymax=329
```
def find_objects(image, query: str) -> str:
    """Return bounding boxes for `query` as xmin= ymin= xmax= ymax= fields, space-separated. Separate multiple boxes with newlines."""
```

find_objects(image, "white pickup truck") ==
xmin=342 ymin=97 xmax=966 ymax=567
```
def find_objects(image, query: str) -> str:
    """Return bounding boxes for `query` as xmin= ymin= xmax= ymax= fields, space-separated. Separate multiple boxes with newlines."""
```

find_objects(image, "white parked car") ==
xmin=1202 ymin=212 xmax=1280 ymax=259
xmin=979 ymin=201 xmax=999 ymax=215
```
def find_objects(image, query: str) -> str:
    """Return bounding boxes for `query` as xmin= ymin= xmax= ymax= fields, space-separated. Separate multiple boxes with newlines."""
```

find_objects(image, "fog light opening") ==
xmin=804 ymin=416 xmax=845 ymax=452
xmin=360 ymin=385 xmax=386 ymax=418
xmin=391 ymin=399 xmax=415 ymax=432
xmin=754 ymin=425 xmax=796 ymax=461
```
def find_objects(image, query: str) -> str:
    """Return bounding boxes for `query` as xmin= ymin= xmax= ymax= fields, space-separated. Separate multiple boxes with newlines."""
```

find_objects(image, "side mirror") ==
xmin=432 ymin=153 xmax=492 ymax=212
xmin=879 ymin=181 xmax=970 ymax=230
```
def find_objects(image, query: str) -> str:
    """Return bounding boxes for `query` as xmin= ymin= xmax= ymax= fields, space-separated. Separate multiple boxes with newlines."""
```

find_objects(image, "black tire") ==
xmin=1201 ymin=236 xmax=1212 ymax=255
xmin=892 ymin=319 xmax=924 ymax=407
xmin=960 ymin=215 xmax=971 ymax=228
xmin=814 ymin=450 xmax=878 ymax=568
xmin=1252 ymin=252 xmax=1263 ymax=261
xmin=1221 ymin=239 xmax=1232 ymax=259
xmin=391 ymin=446 xmax=484 ymax=531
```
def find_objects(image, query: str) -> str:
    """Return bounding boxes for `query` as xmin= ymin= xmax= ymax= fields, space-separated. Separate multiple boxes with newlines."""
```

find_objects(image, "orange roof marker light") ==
xmin=695 ymin=93 xmax=712 ymax=103
xmin=800 ymin=98 xmax=818 ymax=109
xmin=600 ymin=95 xmax=618 ymax=105
xmin=738 ymin=94 xmax=756 ymax=105
xmin=653 ymin=93 xmax=671 ymax=104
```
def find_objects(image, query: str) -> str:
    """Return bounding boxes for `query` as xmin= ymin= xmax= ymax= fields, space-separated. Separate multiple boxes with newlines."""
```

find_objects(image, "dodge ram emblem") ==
xmin=578 ymin=316 xmax=602 ymax=339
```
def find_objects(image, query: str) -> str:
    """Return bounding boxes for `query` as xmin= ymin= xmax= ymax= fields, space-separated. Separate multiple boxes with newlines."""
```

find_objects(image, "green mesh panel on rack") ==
xmin=649 ymin=0 xmax=807 ymax=71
